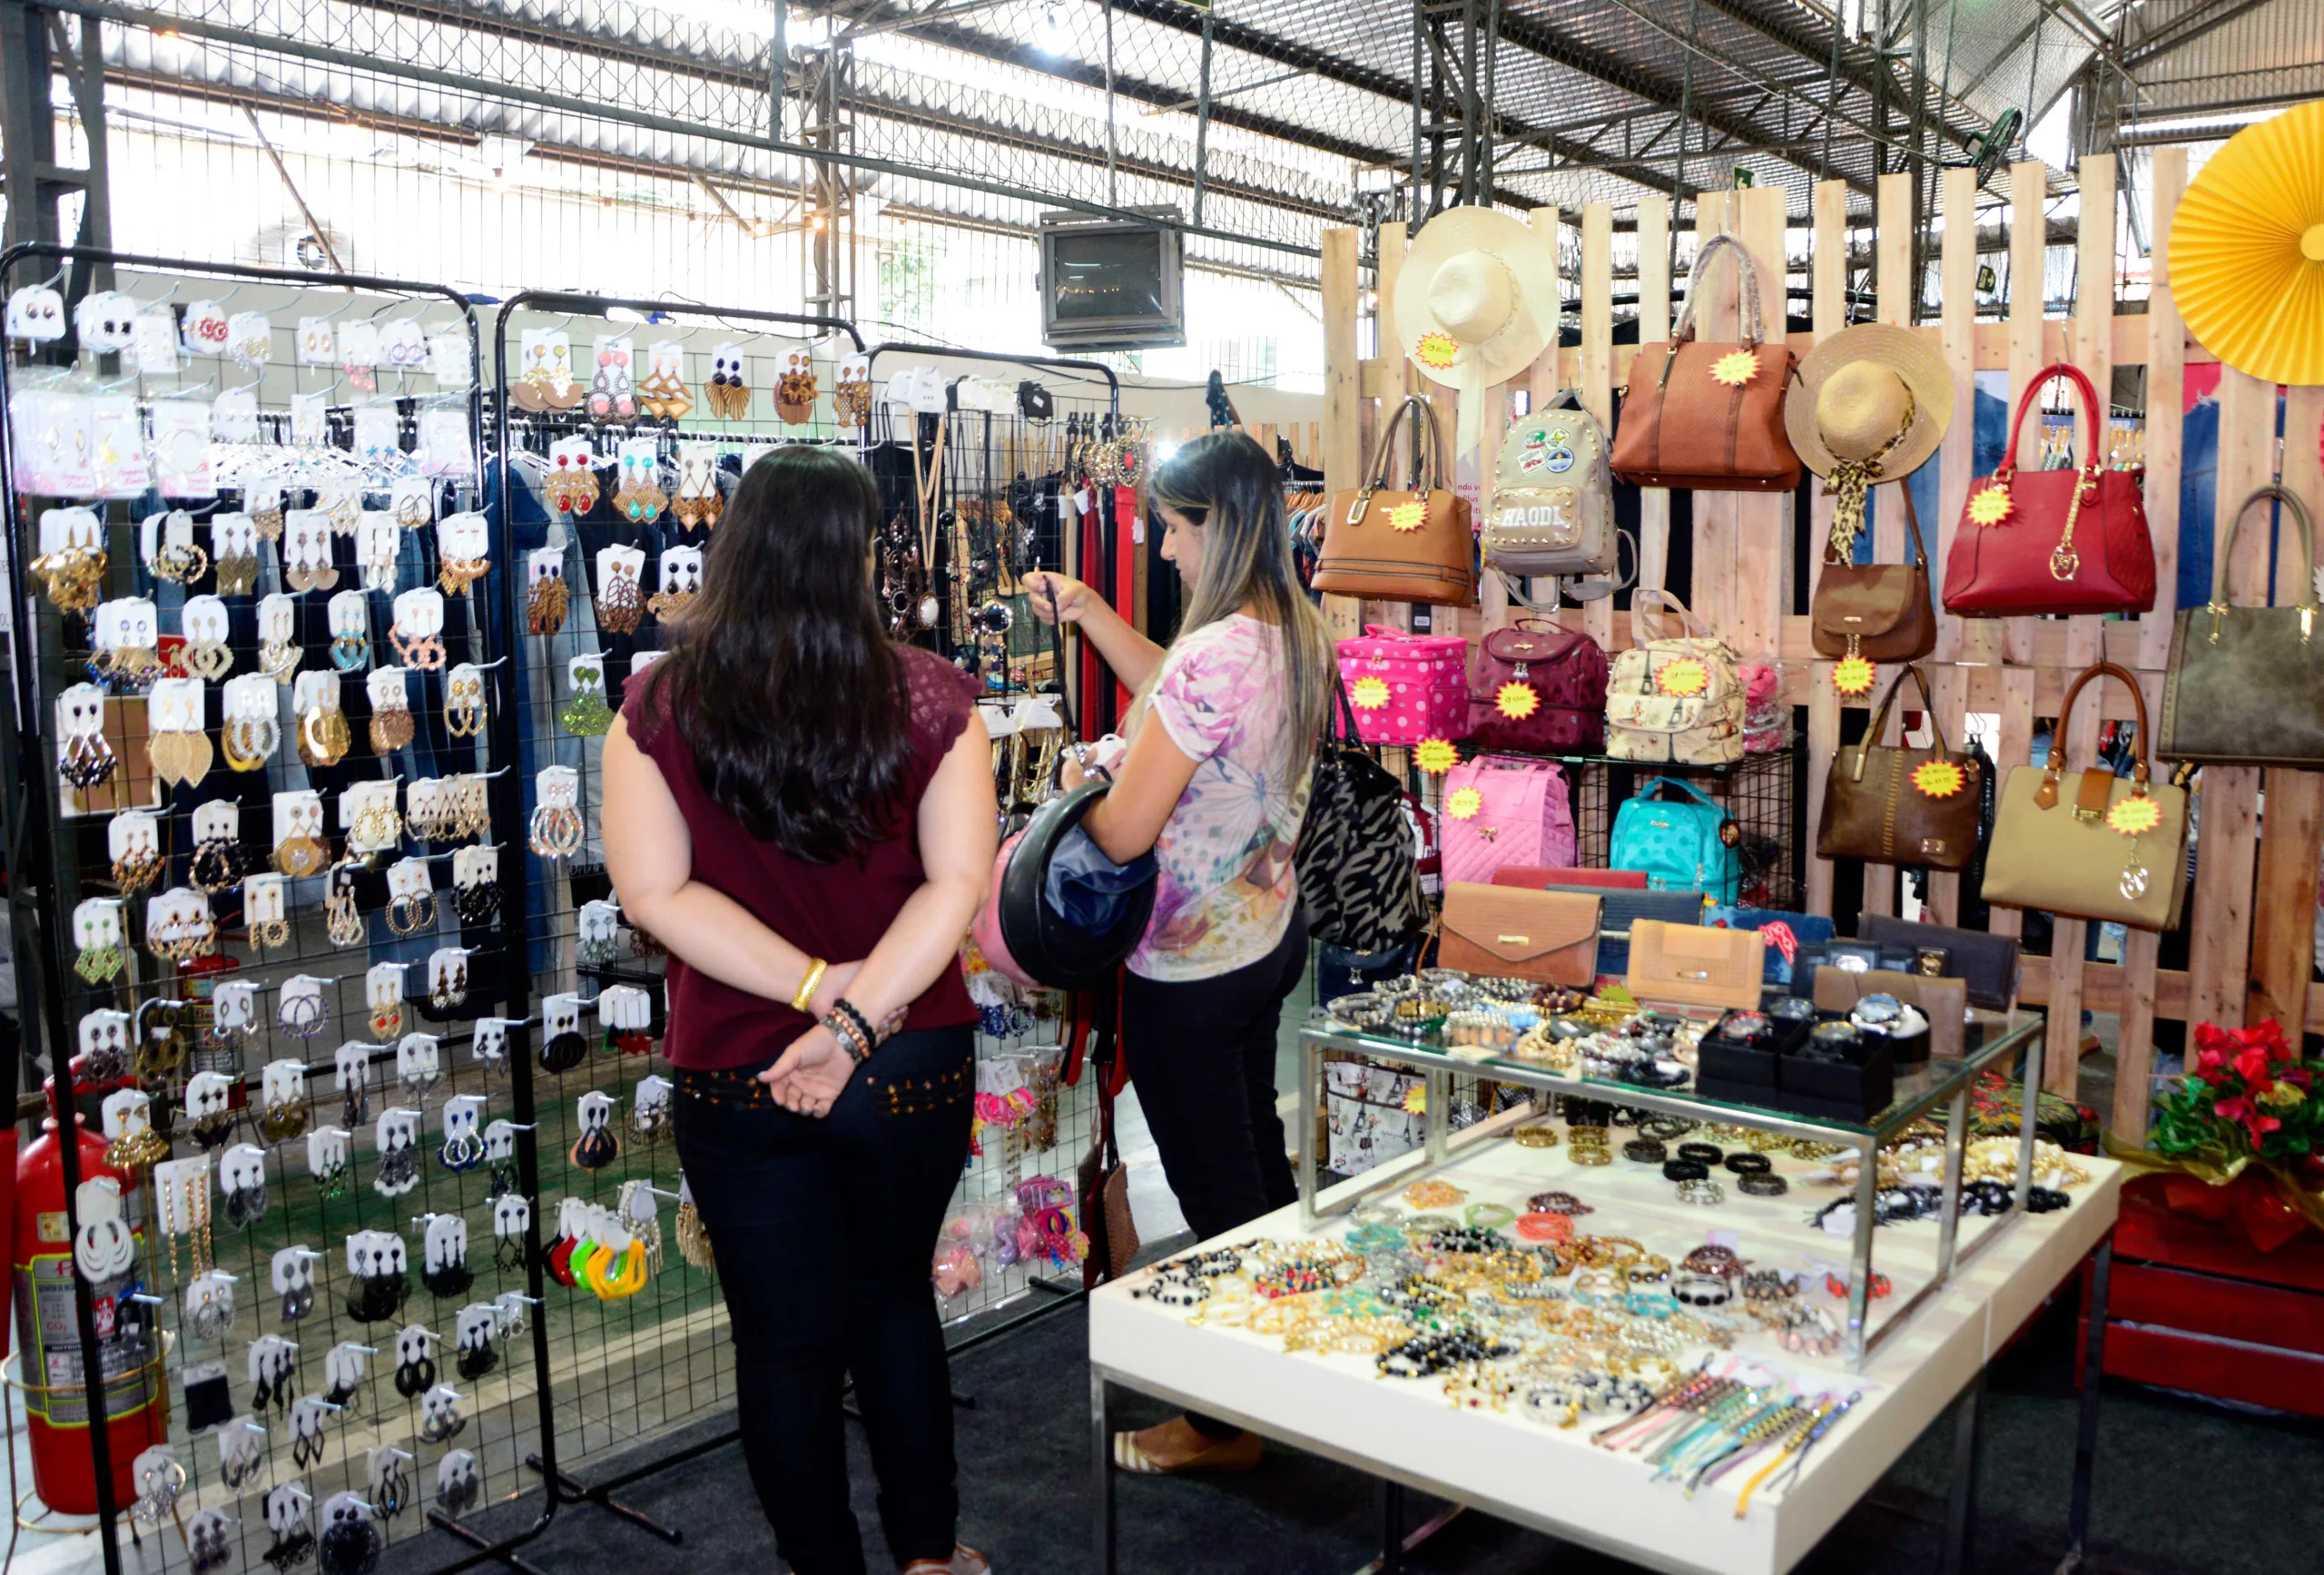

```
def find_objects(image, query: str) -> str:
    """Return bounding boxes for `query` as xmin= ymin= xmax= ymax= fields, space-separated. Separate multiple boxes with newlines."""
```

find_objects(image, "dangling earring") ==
xmin=527 ymin=570 xmax=569 ymax=635
xmin=597 ymin=562 xmax=645 ymax=635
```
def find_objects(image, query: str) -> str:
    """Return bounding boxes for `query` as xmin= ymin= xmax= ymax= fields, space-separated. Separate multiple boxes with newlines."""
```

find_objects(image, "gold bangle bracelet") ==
xmin=793 ymin=958 xmax=829 ymax=1015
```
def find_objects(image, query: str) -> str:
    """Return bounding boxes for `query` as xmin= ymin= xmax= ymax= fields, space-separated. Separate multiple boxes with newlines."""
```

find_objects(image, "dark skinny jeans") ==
xmin=675 ymin=1025 xmax=974 ymax=1573
xmin=1122 ymin=914 xmax=1307 ymax=1438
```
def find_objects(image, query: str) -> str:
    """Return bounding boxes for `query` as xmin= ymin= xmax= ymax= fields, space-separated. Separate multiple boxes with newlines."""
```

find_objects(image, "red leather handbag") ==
xmin=1941 ymin=362 xmax=2155 ymax=617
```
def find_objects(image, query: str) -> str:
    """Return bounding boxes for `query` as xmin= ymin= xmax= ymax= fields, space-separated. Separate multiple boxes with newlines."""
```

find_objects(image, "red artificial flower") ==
xmin=2234 ymin=1044 xmax=2276 ymax=1088
xmin=2214 ymin=1096 xmax=2284 ymax=1148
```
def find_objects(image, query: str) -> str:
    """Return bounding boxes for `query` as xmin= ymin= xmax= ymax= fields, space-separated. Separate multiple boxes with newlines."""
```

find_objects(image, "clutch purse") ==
xmin=1436 ymin=882 xmax=1601 ymax=988
xmin=1625 ymin=920 xmax=1764 ymax=1011
xmin=1855 ymin=915 xmax=2022 ymax=1010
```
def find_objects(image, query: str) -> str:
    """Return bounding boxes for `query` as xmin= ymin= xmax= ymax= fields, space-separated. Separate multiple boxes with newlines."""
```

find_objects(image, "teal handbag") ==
xmin=1610 ymin=777 xmax=1739 ymax=903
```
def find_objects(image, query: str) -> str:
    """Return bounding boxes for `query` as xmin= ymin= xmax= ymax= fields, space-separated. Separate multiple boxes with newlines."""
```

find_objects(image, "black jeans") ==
xmin=674 ymin=1025 xmax=974 ymax=1573
xmin=1122 ymin=915 xmax=1306 ymax=1437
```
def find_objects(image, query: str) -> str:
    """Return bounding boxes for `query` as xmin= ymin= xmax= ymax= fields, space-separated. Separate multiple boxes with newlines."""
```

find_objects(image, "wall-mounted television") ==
xmin=1038 ymin=210 xmax=1186 ymax=352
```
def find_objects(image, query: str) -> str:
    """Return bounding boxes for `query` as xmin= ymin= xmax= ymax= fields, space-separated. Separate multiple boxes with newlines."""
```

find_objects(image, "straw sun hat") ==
xmin=1394 ymin=205 xmax=1561 ymax=455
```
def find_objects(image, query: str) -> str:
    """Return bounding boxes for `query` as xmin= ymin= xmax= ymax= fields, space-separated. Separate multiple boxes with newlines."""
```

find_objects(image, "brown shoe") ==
xmin=901 ymin=1546 xmax=989 ymax=1575
xmin=1110 ymin=1427 xmax=1263 ymax=1474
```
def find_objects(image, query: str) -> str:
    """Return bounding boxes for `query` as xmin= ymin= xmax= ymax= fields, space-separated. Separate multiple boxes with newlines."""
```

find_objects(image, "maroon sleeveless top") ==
xmin=621 ymin=645 xmax=980 ymax=1071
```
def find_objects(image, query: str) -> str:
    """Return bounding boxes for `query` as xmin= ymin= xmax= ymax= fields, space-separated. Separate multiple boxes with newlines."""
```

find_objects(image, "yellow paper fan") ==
xmin=2108 ymin=793 xmax=2162 ymax=838
xmin=1385 ymin=500 xmax=1427 ymax=533
xmin=1833 ymin=655 xmax=1876 ymax=696
xmin=1495 ymin=682 xmax=1540 ymax=721
xmin=1657 ymin=657 xmax=1709 ymax=698
xmin=1446 ymin=786 xmax=1483 ymax=821
xmin=1414 ymin=331 xmax=1461 ymax=370
xmin=1349 ymin=675 xmax=1391 ymax=710
xmin=1913 ymin=759 xmax=1966 ymax=800
xmin=1966 ymin=484 xmax=2013 ymax=527
xmin=2169 ymin=101 xmax=2324 ymax=388
xmin=1710 ymin=349 xmax=1759 ymax=388
xmin=1414 ymin=739 xmax=1458 ymax=774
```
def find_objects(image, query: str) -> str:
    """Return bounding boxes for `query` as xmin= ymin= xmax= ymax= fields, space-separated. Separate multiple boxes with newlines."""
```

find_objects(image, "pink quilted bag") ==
xmin=1441 ymin=757 xmax=1574 ymax=886
xmin=1337 ymin=625 xmax=1472 ymax=747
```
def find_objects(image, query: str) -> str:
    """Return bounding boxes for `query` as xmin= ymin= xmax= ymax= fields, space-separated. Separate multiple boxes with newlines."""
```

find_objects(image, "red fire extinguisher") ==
xmin=11 ymin=1078 xmax=164 ymax=1515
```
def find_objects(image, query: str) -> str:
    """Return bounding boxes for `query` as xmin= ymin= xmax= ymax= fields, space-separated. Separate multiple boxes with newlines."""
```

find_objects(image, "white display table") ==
xmin=1089 ymin=1126 xmax=2119 ymax=1575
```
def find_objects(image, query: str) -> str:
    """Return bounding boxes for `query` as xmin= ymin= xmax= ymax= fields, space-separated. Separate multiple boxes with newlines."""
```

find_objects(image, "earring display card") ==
xmin=0 ymin=252 xmax=546 ymax=1575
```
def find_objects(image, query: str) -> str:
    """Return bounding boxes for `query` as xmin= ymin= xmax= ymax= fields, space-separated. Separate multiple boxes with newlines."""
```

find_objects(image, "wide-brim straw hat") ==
xmin=1394 ymin=205 xmax=1561 ymax=390
xmin=1786 ymin=322 xmax=1954 ymax=481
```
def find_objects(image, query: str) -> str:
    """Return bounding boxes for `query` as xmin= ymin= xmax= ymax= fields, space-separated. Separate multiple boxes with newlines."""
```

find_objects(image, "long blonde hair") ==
xmin=1145 ymin=431 xmax=1334 ymax=783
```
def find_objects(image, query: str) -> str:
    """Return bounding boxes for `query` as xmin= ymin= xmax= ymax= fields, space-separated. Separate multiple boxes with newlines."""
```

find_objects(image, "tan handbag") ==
xmin=1816 ymin=665 xmax=1984 ymax=870
xmin=1810 ymin=485 xmax=1939 ymax=665
xmin=1436 ymin=882 xmax=1600 ymax=987
xmin=1315 ymin=394 xmax=1476 ymax=605
xmin=1982 ymin=661 xmax=2190 ymax=930
xmin=1811 ymin=968 xmax=1970 ymax=1062
xmin=1625 ymin=920 xmax=1764 ymax=1011
xmin=1604 ymin=591 xmax=1745 ymax=765
xmin=1609 ymin=234 xmax=1801 ymax=492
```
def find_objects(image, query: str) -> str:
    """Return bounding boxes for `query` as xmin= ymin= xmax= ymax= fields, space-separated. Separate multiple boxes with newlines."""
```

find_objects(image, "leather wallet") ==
xmin=1855 ymin=915 xmax=2022 ymax=1011
xmin=1626 ymin=920 xmax=1764 ymax=1011
xmin=1811 ymin=967 xmax=1970 ymax=1061
xmin=1537 ymin=884 xmax=1702 ymax=977
xmin=1438 ymin=882 xmax=1601 ymax=987
xmin=1492 ymin=866 xmax=1650 ymax=891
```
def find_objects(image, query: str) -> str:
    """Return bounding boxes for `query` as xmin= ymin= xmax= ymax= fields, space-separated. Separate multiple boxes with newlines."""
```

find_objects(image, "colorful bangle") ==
xmin=792 ymin=957 xmax=829 ymax=1015
xmin=1463 ymin=1203 xmax=1516 ymax=1230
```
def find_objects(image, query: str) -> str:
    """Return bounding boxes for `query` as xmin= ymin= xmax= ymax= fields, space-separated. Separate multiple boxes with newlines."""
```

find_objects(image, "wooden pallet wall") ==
xmin=1305 ymin=155 xmax=2324 ymax=1139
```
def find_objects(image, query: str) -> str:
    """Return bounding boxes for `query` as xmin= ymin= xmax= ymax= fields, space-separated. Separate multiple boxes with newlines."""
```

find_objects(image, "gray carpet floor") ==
xmin=381 ymin=1288 xmax=2324 ymax=1575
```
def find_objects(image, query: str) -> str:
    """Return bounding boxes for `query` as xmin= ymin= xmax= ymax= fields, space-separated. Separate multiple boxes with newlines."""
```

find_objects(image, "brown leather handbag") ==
xmin=1811 ymin=485 xmax=1938 ymax=665
xmin=1315 ymin=393 xmax=1475 ymax=605
xmin=1817 ymin=664 xmax=1983 ymax=870
xmin=1610 ymin=234 xmax=1801 ymax=492
xmin=1436 ymin=881 xmax=1600 ymax=987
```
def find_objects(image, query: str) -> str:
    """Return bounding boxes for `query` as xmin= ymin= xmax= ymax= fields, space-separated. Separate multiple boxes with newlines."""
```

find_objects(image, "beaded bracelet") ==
xmin=1527 ymin=1190 xmax=1593 ymax=1216
xmin=1724 ymin=1152 xmax=1773 ymax=1175
xmin=1676 ymin=1142 xmax=1724 ymax=1165
xmin=1661 ymin=1158 xmax=1709 ymax=1183
xmin=1463 ymin=1203 xmax=1517 ymax=1230
xmin=1622 ymin=1138 xmax=1668 ymax=1165
xmin=1677 ymin=1178 xmax=1727 ymax=1206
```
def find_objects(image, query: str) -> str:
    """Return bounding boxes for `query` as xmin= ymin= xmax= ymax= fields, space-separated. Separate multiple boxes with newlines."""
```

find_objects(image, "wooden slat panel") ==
xmin=1691 ymin=190 xmax=1738 ymax=639
xmin=1636 ymin=196 xmax=1672 ymax=594
xmin=1581 ymin=202 xmax=1617 ymax=652
xmin=1734 ymin=185 xmax=1790 ymax=664
xmin=2186 ymin=367 xmax=2275 ymax=1029
xmin=2250 ymin=382 xmax=2324 ymax=1034
xmin=1859 ymin=175 xmax=1910 ymax=919
xmin=2111 ymin=667 xmax=2167 ymax=1134
xmin=1925 ymin=663 xmax=1972 ymax=926
xmin=1940 ymin=167 xmax=1993 ymax=669
xmin=2137 ymin=150 xmax=2188 ymax=672
xmin=1805 ymin=180 xmax=1846 ymax=921
xmin=2004 ymin=161 xmax=2047 ymax=666
xmin=2019 ymin=957 xmax=2324 ymax=1037
xmin=1321 ymin=225 xmax=1364 ymax=644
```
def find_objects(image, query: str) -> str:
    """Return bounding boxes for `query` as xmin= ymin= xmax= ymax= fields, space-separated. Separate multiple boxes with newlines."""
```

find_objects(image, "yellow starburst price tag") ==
xmin=1414 ymin=739 xmax=1458 ymax=774
xmin=2108 ymin=794 xmax=2162 ymax=838
xmin=1967 ymin=484 xmax=2014 ymax=527
xmin=1495 ymin=682 xmax=1539 ymax=721
xmin=1833 ymin=655 xmax=1876 ymax=695
xmin=1385 ymin=500 xmax=1427 ymax=533
xmin=1350 ymin=675 xmax=1390 ymax=710
xmin=1710 ymin=349 xmax=1759 ymax=387
xmin=1657 ymin=657 xmax=1709 ymax=698
xmin=1414 ymin=331 xmax=1460 ymax=370
xmin=1912 ymin=759 xmax=1966 ymax=800
xmin=1447 ymin=786 xmax=1483 ymax=821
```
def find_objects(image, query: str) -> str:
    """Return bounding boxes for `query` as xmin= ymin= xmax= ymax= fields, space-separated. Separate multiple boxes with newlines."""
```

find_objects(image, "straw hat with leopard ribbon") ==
xmin=1785 ymin=321 xmax=1954 ymax=560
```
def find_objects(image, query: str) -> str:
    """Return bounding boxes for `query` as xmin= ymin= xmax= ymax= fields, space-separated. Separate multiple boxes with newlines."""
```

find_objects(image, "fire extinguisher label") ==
xmin=35 ymin=1210 xmax=68 ymax=1244
xmin=11 ymin=1255 xmax=161 ymax=1427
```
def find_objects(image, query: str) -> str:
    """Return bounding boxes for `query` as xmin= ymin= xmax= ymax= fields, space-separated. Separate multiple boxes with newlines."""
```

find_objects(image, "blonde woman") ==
xmin=1029 ymin=430 xmax=1334 ymax=1474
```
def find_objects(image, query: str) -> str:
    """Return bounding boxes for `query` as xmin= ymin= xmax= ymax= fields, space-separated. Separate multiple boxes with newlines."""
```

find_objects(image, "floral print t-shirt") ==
xmin=1130 ymin=613 xmax=1312 ymax=982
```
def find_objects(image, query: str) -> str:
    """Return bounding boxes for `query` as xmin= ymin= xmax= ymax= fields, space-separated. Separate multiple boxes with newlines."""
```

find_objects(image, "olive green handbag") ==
xmin=2158 ymin=486 xmax=2324 ymax=767
xmin=1982 ymin=662 xmax=2188 ymax=931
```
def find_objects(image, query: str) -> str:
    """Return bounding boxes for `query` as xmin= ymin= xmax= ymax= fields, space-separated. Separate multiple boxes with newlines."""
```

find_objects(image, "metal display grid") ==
xmin=0 ymin=243 xmax=544 ymax=1575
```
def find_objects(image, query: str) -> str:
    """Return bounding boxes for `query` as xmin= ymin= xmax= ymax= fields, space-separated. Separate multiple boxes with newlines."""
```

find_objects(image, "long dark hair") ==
xmin=645 ymin=447 xmax=911 ymax=864
xmin=1147 ymin=432 xmax=1331 ymax=783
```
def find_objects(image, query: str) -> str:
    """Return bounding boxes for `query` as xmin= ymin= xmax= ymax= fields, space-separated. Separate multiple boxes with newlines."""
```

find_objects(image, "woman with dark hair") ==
xmin=1028 ymin=430 xmax=1333 ymax=1476
xmin=602 ymin=446 xmax=997 ymax=1575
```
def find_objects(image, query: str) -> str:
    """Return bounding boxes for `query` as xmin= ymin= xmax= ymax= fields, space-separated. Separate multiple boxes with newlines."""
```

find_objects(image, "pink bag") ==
xmin=1337 ymin=625 xmax=1472 ymax=747
xmin=1441 ymin=756 xmax=1575 ymax=886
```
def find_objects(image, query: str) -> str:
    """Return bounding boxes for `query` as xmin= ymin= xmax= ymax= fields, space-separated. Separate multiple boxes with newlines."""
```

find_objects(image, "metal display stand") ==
xmin=1296 ymin=1012 xmax=2049 ymax=1368
xmin=0 ymin=243 xmax=544 ymax=1575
